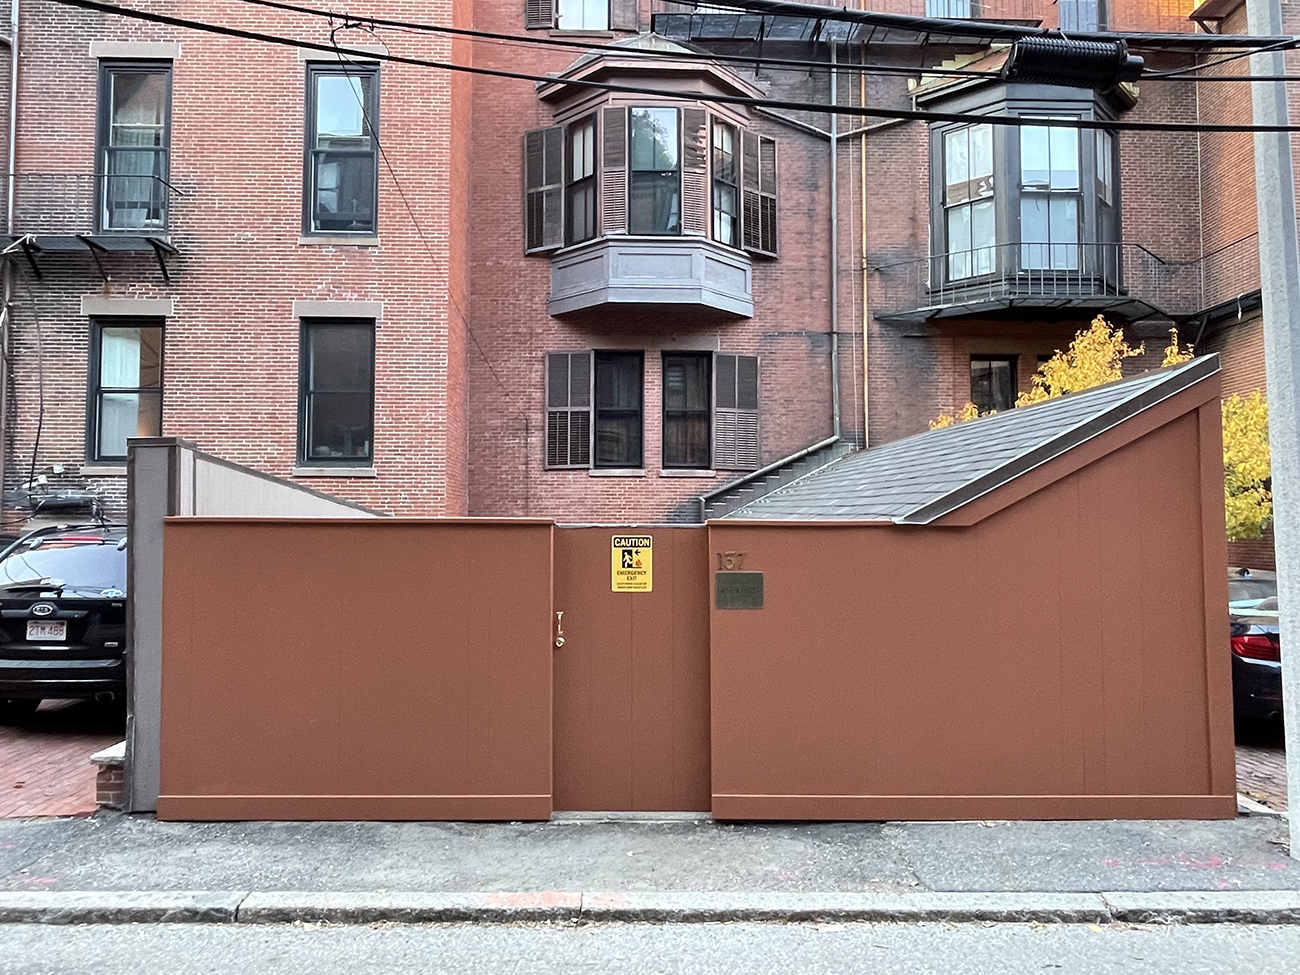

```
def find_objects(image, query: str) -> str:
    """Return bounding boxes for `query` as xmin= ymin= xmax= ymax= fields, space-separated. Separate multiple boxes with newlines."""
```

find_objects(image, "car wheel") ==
xmin=0 ymin=698 xmax=40 ymax=723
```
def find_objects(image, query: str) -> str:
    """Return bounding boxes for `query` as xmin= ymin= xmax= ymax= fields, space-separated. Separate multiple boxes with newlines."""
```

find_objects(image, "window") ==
xmin=970 ymin=357 xmax=1017 ymax=414
xmin=298 ymin=320 xmax=375 ymax=465
xmin=1020 ymin=118 xmax=1080 ymax=270
xmin=630 ymin=108 xmax=681 ymax=235
xmin=97 ymin=63 xmax=170 ymax=232
xmin=663 ymin=354 xmax=711 ymax=468
xmin=594 ymin=352 xmax=644 ymax=468
xmin=305 ymin=65 xmax=379 ymax=235
xmin=558 ymin=0 xmax=608 ymax=30
xmin=943 ymin=124 xmax=995 ymax=280
xmin=545 ymin=351 xmax=758 ymax=470
xmin=711 ymin=120 xmax=739 ymax=247
xmin=1095 ymin=128 xmax=1115 ymax=207
xmin=1058 ymin=0 xmax=1106 ymax=31
xmin=926 ymin=0 xmax=974 ymax=16
xmin=566 ymin=116 xmax=597 ymax=245
xmin=525 ymin=110 xmax=777 ymax=255
xmin=527 ymin=0 xmax=638 ymax=31
xmin=90 ymin=321 xmax=163 ymax=461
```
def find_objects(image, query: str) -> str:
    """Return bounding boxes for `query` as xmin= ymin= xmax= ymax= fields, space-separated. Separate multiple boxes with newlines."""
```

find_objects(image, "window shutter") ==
xmin=610 ymin=0 xmax=639 ymax=31
xmin=681 ymin=107 xmax=708 ymax=237
xmin=524 ymin=125 xmax=564 ymax=254
xmin=741 ymin=132 xmax=778 ymax=258
xmin=526 ymin=0 xmax=556 ymax=30
xmin=546 ymin=352 xmax=592 ymax=468
xmin=714 ymin=353 xmax=760 ymax=470
xmin=601 ymin=106 xmax=628 ymax=235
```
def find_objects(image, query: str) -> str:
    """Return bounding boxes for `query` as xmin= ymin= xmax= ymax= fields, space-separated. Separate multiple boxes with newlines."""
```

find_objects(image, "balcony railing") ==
xmin=872 ymin=236 xmax=1262 ymax=323
xmin=3 ymin=172 xmax=180 ymax=236
xmin=651 ymin=1 xmax=1202 ymax=37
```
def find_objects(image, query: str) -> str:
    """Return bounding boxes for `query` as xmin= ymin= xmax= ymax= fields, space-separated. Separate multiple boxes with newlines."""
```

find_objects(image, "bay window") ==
xmin=1020 ymin=119 xmax=1081 ymax=270
xmin=567 ymin=116 xmax=596 ymax=245
xmin=630 ymin=108 xmax=681 ymax=235
xmin=712 ymin=120 xmax=739 ymax=246
xmin=943 ymin=123 xmax=994 ymax=280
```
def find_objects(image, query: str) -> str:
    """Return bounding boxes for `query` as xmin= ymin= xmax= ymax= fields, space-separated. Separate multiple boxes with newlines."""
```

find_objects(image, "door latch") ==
xmin=554 ymin=610 xmax=565 ymax=649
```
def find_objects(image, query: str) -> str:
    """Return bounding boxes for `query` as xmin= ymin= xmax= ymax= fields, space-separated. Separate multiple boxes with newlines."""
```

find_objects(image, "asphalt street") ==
xmin=1 ymin=921 xmax=1296 ymax=974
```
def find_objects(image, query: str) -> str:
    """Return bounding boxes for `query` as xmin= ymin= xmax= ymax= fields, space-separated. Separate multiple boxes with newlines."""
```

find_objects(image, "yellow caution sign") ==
xmin=611 ymin=534 xmax=652 ymax=592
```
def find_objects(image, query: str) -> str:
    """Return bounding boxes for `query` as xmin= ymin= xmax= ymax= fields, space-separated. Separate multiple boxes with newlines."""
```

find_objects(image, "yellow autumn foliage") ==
xmin=1222 ymin=391 xmax=1272 ymax=542
xmin=926 ymin=316 xmax=1266 ymax=540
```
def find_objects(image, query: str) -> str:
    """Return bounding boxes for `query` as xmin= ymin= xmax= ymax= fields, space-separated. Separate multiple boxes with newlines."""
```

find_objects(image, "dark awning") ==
xmin=0 ymin=233 xmax=176 ymax=281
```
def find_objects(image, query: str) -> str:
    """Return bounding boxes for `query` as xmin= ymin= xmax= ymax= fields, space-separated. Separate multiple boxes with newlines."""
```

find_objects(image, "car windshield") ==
xmin=1229 ymin=579 xmax=1277 ymax=602
xmin=0 ymin=539 xmax=126 ymax=591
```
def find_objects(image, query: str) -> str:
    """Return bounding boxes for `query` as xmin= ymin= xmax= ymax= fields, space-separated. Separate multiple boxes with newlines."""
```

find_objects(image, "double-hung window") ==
xmin=89 ymin=320 xmax=163 ymax=462
xmin=1058 ymin=0 xmax=1106 ymax=31
xmin=943 ymin=123 xmax=995 ymax=280
xmin=298 ymin=320 xmax=375 ymax=465
xmin=97 ymin=63 xmax=171 ymax=232
xmin=305 ymin=65 xmax=379 ymax=235
xmin=1020 ymin=118 xmax=1080 ymax=270
xmin=711 ymin=120 xmax=739 ymax=246
xmin=557 ymin=0 xmax=608 ymax=29
xmin=566 ymin=116 xmax=597 ymax=245
xmin=594 ymin=351 xmax=644 ymax=468
xmin=629 ymin=107 xmax=681 ymax=235
xmin=663 ymin=354 xmax=711 ymax=469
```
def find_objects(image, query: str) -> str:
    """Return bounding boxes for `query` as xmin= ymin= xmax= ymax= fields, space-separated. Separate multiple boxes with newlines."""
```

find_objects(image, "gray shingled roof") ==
xmin=726 ymin=355 xmax=1219 ymax=523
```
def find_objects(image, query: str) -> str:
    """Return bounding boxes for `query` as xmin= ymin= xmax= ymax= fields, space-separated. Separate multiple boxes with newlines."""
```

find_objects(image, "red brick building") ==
xmin=0 ymin=0 xmax=1281 ymax=535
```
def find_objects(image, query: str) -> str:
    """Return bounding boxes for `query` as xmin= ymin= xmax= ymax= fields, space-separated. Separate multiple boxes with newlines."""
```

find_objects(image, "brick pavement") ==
xmin=0 ymin=701 xmax=122 ymax=819
xmin=1236 ymin=724 xmax=1288 ymax=812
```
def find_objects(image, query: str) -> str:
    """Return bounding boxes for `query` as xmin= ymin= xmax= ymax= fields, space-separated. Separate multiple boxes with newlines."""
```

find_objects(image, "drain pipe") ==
xmin=858 ymin=13 xmax=869 ymax=449
xmin=0 ymin=0 xmax=19 ymax=529
xmin=829 ymin=39 xmax=841 ymax=440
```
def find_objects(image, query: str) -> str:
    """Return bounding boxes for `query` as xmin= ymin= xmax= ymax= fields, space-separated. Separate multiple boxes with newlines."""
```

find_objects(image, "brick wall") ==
xmin=2 ymin=1 xmax=468 ymax=526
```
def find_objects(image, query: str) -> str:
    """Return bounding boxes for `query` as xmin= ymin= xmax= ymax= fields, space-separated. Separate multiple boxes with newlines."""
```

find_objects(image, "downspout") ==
xmin=1 ymin=0 xmax=19 ymax=529
xmin=858 ymin=9 xmax=869 ymax=449
xmin=829 ymin=39 xmax=841 ymax=440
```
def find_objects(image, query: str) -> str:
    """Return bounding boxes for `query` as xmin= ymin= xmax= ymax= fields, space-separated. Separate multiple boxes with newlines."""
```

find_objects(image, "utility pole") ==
xmin=1245 ymin=0 xmax=1300 ymax=858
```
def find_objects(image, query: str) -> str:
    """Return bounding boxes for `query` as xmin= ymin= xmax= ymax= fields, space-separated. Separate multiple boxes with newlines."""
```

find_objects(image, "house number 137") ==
xmin=717 ymin=551 xmax=746 ymax=570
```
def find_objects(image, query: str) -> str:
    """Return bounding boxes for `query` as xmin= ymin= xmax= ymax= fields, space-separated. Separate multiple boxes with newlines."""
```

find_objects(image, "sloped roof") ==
xmin=726 ymin=355 xmax=1219 ymax=524
xmin=552 ymin=32 xmax=703 ymax=79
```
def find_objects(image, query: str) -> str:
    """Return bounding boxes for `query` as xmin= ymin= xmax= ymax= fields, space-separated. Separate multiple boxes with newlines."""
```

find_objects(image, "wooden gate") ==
xmin=551 ymin=527 xmax=711 ymax=812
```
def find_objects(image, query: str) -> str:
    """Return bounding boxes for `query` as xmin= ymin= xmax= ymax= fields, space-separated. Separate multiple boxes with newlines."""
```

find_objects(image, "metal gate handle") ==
xmin=554 ymin=611 xmax=565 ymax=649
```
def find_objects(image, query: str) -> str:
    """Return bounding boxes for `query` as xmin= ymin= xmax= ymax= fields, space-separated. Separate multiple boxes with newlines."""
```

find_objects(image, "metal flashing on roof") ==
xmin=725 ymin=355 xmax=1220 ymax=524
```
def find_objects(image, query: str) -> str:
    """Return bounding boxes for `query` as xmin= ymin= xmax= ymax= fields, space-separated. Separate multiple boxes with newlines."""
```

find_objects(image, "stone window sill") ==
xmin=292 ymin=466 xmax=377 ymax=478
xmin=298 ymin=236 xmax=380 ymax=246
xmin=660 ymin=469 xmax=717 ymax=478
xmin=81 ymin=465 xmax=127 ymax=476
xmin=588 ymin=468 xmax=646 ymax=478
xmin=550 ymin=30 xmax=616 ymax=38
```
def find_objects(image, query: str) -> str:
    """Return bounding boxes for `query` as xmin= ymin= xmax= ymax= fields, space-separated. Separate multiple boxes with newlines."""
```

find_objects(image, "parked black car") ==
xmin=0 ymin=524 xmax=127 ymax=721
xmin=1230 ymin=596 xmax=1283 ymax=723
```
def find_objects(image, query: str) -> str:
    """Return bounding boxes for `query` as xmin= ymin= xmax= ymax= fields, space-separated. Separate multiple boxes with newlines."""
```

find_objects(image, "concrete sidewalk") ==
xmin=0 ymin=812 xmax=1295 ymax=925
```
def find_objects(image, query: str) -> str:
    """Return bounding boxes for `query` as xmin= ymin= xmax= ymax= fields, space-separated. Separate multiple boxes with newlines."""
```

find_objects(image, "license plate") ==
xmin=26 ymin=621 xmax=66 ymax=641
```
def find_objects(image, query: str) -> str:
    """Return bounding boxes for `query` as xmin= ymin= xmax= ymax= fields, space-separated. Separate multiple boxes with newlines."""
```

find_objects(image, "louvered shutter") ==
xmin=680 ymin=107 xmax=708 ymax=236
xmin=610 ymin=0 xmax=639 ymax=31
xmin=714 ymin=353 xmax=760 ymax=470
xmin=601 ymin=106 xmax=628 ymax=235
xmin=546 ymin=352 xmax=592 ymax=468
xmin=526 ymin=0 xmax=556 ymax=29
xmin=741 ymin=132 xmax=778 ymax=258
xmin=524 ymin=125 xmax=564 ymax=254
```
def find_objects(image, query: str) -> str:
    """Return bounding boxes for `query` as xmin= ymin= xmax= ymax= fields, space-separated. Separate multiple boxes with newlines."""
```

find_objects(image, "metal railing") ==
xmin=872 ymin=235 xmax=1262 ymax=320
xmin=2 ymin=172 xmax=181 ymax=236
xmin=650 ymin=1 xmax=1202 ymax=35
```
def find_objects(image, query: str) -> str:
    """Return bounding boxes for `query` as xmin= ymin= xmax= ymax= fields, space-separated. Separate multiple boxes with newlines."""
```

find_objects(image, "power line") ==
xmin=45 ymin=0 xmax=1300 ymax=133
xmin=323 ymin=31 xmax=528 ymax=423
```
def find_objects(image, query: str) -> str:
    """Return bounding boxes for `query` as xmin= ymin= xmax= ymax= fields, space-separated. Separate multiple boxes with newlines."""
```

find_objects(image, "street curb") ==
xmin=2 ymin=891 xmax=1300 ymax=925
xmin=0 ymin=891 xmax=244 ymax=925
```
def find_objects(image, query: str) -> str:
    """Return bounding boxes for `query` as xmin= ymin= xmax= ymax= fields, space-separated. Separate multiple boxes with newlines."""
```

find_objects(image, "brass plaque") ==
xmin=715 ymin=571 xmax=764 ymax=610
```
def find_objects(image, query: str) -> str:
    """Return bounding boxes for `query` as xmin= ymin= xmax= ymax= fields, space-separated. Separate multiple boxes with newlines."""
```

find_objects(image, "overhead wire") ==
xmin=46 ymin=0 xmax=1300 ymax=134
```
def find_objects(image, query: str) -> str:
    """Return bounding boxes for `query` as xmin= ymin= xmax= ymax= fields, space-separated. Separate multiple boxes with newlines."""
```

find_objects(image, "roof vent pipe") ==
xmin=1000 ymin=36 xmax=1144 ymax=91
